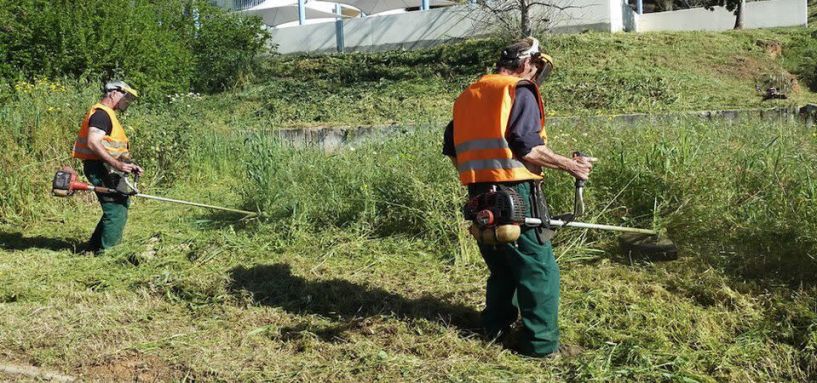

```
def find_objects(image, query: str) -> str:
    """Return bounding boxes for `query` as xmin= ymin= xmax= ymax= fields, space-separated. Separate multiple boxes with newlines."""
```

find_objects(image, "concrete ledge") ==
xmin=268 ymin=106 xmax=807 ymax=151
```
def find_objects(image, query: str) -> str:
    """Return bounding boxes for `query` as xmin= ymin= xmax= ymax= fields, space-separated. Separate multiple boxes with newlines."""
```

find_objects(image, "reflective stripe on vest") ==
xmin=72 ymin=146 xmax=96 ymax=156
xmin=72 ymin=103 xmax=130 ymax=160
xmin=452 ymin=74 xmax=547 ymax=185
xmin=457 ymin=158 xmax=527 ymax=172
xmin=454 ymin=138 xmax=509 ymax=153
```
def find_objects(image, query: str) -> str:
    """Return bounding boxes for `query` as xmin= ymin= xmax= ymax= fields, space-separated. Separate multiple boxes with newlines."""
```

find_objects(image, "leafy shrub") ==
xmin=191 ymin=7 xmax=271 ymax=92
xmin=0 ymin=0 xmax=268 ymax=99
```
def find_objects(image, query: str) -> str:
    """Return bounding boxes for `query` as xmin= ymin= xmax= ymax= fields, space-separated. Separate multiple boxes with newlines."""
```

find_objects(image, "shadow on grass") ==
xmin=0 ymin=231 xmax=82 ymax=252
xmin=227 ymin=263 xmax=481 ymax=340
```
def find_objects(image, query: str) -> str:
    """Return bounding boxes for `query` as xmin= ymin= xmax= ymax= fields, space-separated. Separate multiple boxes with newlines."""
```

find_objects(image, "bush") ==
xmin=192 ymin=8 xmax=271 ymax=92
xmin=0 ymin=0 xmax=269 ymax=99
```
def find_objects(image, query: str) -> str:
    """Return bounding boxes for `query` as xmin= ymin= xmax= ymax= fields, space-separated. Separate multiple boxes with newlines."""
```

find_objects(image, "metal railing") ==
xmin=210 ymin=0 xmax=266 ymax=11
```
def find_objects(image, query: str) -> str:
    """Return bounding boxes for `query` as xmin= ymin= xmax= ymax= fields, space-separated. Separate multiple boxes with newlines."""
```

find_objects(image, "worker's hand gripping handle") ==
xmin=572 ymin=151 xmax=587 ymax=217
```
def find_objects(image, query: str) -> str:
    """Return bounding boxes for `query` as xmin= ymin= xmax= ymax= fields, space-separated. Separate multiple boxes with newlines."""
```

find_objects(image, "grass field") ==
xmin=2 ymin=117 xmax=816 ymax=382
xmin=2 ymin=28 xmax=817 ymax=382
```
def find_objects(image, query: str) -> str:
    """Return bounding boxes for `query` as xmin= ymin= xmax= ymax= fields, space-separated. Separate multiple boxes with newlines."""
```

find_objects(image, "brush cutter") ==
xmin=51 ymin=166 xmax=256 ymax=216
xmin=463 ymin=153 xmax=677 ymax=260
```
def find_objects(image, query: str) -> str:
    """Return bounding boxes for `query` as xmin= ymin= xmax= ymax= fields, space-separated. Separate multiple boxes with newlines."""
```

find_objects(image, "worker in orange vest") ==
xmin=72 ymin=80 xmax=143 ymax=253
xmin=443 ymin=37 xmax=595 ymax=357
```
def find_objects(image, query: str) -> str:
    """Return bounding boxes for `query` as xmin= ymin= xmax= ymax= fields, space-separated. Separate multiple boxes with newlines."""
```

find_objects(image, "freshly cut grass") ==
xmin=1 ymin=189 xmax=815 ymax=381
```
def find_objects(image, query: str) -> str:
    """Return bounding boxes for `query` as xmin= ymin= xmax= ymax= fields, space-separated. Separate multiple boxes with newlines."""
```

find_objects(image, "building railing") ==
xmin=210 ymin=0 xmax=266 ymax=11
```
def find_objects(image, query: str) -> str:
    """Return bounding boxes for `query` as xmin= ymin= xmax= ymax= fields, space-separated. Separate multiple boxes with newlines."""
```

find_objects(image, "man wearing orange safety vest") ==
xmin=72 ymin=80 xmax=143 ymax=253
xmin=443 ymin=37 xmax=595 ymax=357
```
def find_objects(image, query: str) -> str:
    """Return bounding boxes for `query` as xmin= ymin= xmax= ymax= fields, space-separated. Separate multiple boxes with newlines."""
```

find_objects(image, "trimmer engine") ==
xmin=463 ymin=186 xmax=527 ymax=244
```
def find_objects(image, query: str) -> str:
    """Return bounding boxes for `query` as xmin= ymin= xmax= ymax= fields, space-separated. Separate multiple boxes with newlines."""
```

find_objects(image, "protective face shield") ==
xmin=103 ymin=80 xmax=139 ymax=111
xmin=116 ymin=92 xmax=135 ymax=112
xmin=518 ymin=38 xmax=554 ymax=85
xmin=532 ymin=53 xmax=554 ymax=85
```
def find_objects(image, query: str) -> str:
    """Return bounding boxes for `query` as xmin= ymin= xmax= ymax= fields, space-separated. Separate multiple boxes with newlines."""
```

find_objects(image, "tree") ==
xmin=703 ymin=0 xmax=746 ymax=29
xmin=475 ymin=0 xmax=579 ymax=37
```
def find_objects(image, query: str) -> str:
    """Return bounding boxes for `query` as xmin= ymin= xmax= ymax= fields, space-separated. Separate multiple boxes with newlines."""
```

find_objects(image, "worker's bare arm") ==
xmin=87 ymin=127 xmax=139 ymax=174
xmin=523 ymin=144 xmax=595 ymax=180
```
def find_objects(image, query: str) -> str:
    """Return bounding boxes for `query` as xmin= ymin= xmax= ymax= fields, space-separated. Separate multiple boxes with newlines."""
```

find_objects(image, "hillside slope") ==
xmin=200 ymin=28 xmax=817 ymax=128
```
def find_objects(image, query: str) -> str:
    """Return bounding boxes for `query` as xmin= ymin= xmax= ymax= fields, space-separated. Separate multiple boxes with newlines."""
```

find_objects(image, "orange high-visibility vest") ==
xmin=72 ymin=103 xmax=130 ymax=160
xmin=452 ymin=74 xmax=548 ymax=185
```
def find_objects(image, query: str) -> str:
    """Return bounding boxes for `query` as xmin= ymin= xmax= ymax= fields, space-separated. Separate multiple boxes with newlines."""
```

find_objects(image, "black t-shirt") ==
xmin=88 ymin=110 xmax=113 ymax=135
xmin=443 ymin=84 xmax=545 ymax=158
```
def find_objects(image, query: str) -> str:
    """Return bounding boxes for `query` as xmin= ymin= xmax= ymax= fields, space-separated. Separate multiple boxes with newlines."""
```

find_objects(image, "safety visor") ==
xmin=117 ymin=84 xmax=139 ymax=98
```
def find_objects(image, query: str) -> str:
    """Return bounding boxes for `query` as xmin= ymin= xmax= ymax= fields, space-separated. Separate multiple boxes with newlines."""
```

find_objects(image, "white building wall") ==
xmin=270 ymin=0 xmax=627 ymax=54
xmin=267 ymin=0 xmax=807 ymax=54
xmin=635 ymin=0 xmax=807 ymax=32
xmin=744 ymin=0 xmax=808 ymax=29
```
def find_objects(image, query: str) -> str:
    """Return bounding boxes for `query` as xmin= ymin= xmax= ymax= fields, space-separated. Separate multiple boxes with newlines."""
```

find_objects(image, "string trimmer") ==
xmin=463 ymin=153 xmax=677 ymax=260
xmin=51 ymin=167 xmax=256 ymax=216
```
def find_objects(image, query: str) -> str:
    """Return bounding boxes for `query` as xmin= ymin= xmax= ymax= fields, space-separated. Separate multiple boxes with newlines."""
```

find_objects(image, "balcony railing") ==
xmin=210 ymin=0 xmax=266 ymax=11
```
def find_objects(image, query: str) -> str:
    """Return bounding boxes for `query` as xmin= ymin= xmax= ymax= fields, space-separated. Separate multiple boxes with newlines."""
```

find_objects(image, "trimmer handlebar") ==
xmin=572 ymin=151 xmax=587 ymax=217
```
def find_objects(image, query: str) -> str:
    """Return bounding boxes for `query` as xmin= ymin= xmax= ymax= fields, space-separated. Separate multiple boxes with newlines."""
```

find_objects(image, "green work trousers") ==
xmin=469 ymin=181 xmax=560 ymax=356
xmin=84 ymin=160 xmax=129 ymax=252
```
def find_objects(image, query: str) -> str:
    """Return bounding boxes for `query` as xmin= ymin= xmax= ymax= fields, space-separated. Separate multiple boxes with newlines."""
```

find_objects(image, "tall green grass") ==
xmin=2 ymin=78 xmax=815 ymax=281
xmin=242 ymin=118 xmax=817 ymax=281
xmin=0 ymin=80 xmax=237 ymax=224
xmin=586 ymin=118 xmax=817 ymax=280
xmin=242 ymin=129 xmax=468 ymax=260
xmin=0 ymin=79 xmax=91 ymax=222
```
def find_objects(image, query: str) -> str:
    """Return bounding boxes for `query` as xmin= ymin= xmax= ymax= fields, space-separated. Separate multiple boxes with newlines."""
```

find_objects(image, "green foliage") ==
xmin=574 ymin=118 xmax=817 ymax=280
xmin=811 ymin=0 xmax=817 ymax=25
xmin=781 ymin=29 xmax=817 ymax=91
xmin=0 ymin=0 xmax=268 ymax=99
xmin=191 ymin=8 xmax=270 ymax=92
xmin=703 ymin=0 xmax=743 ymax=12
xmin=0 ymin=79 xmax=93 ymax=222
xmin=126 ymin=107 xmax=194 ymax=186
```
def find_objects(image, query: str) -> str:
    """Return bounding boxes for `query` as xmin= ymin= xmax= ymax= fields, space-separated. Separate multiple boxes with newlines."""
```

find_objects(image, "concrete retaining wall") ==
xmin=270 ymin=106 xmax=812 ymax=151
xmin=635 ymin=0 xmax=808 ymax=32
